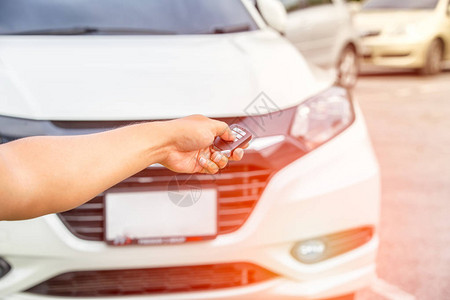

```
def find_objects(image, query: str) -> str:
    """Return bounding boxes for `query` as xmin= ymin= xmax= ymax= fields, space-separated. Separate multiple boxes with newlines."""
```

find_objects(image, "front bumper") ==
xmin=0 ymin=102 xmax=380 ymax=299
xmin=361 ymin=36 xmax=430 ymax=69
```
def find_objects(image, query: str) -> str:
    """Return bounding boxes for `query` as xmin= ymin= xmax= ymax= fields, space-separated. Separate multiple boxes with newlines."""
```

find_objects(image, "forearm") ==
xmin=0 ymin=122 xmax=170 ymax=220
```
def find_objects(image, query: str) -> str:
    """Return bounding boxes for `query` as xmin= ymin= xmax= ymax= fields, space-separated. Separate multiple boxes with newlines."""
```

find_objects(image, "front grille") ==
xmin=59 ymin=164 xmax=272 ymax=241
xmin=26 ymin=262 xmax=277 ymax=297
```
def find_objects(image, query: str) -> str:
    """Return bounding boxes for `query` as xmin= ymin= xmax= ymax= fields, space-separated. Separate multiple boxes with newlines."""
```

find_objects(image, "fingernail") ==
xmin=213 ymin=152 xmax=223 ymax=163
xmin=199 ymin=156 xmax=207 ymax=167
xmin=235 ymin=148 xmax=244 ymax=158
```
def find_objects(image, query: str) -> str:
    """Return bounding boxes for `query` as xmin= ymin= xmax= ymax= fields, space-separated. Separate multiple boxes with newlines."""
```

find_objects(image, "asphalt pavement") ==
xmin=353 ymin=68 xmax=450 ymax=300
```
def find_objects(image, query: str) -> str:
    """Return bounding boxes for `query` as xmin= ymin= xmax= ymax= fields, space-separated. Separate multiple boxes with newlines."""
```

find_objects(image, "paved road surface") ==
xmin=354 ymin=69 xmax=450 ymax=300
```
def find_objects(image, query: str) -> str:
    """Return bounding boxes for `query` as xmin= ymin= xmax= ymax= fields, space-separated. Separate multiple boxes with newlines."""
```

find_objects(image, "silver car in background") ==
xmin=279 ymin=0 xmax=361 ymax=88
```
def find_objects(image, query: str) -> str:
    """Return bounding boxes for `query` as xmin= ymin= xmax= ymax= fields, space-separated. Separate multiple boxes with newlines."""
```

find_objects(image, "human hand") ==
xmin=160 ymin=115 xmax=247 ymax=174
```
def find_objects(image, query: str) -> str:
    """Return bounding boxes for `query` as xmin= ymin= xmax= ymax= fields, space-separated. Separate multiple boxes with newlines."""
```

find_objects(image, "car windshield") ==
xmin=0 ymin=0 xmax=258 ymax=35
xmin=362 ymin=0 xmax=439 ymax=10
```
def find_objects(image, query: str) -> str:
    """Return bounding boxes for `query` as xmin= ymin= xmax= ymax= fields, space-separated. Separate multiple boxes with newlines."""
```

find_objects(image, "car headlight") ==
xmin=1 ymin=88 xmax=354 ymax=151
xmin=384 ymin=19 xmax=432 ymax=38
xmin=290 ymin=87 xmax=354 ymax=151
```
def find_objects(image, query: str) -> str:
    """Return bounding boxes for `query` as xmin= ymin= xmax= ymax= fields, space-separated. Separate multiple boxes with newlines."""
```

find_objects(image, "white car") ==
xmin=0 ymin=0 xmax=379 ymax=299
xmin=278 ymin=0 xmax=361 ymax=88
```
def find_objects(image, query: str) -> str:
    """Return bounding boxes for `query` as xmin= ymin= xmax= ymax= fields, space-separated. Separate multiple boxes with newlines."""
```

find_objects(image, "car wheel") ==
xmin=337 ymin=45 xmax=359 ymax=89
xmin=421 ymin=39 xmax=443 ymax=75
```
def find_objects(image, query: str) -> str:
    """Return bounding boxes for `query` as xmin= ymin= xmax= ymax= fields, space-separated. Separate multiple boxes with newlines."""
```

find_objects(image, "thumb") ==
xmin=211 ymin=120 xmax=235 ymax=141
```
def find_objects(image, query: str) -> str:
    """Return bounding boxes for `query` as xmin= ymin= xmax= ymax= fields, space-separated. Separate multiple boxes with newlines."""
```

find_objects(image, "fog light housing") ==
xmin=0 ymin=257 xmax=11 ymax=279
xmin=291 ymin=227 xmax=374 ymax=264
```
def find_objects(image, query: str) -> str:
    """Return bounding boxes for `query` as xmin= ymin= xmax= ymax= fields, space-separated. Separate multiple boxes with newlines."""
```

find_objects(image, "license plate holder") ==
xmin=104 ymin=188 xmax=217 ymax=246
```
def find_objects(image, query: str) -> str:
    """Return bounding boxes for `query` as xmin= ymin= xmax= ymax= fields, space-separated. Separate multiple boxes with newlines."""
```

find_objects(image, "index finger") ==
xmin=211 ymin=120 xmax=235 ymax=141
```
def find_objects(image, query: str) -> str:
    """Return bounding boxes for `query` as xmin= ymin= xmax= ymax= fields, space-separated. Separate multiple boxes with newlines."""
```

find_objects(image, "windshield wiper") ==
xmin=210 ymin=23 xmax=251 ymax=34
xmin=2 ymin=26 xmax=177 ymax=35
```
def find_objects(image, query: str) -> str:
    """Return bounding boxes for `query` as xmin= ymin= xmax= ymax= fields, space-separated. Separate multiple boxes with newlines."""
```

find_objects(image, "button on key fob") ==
xmin=213 ymin=124 xmax=252 ymax=158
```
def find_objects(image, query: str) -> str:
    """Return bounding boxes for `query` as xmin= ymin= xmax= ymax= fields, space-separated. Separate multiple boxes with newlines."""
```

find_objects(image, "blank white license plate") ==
xmin=105 ymin=189 xmax=217 ymax=245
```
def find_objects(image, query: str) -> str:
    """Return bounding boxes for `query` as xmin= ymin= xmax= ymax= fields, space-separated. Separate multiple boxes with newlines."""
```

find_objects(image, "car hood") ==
xmin=0 ymin=31 xmax=332 ymax=120
xmin=355 ymin=10 xmax=434 ymax=33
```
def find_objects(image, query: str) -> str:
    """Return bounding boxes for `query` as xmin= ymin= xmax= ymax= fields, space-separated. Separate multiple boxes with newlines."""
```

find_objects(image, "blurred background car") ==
xmin=278 ymin=0 xmax=361 ymax=88
xmin=355 ymin=0 xmax=450 ymax=75
xmin=0 ymin=0 xmax=379 ymax=299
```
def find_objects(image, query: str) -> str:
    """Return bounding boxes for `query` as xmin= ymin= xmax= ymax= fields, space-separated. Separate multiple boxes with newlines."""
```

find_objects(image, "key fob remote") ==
xmin=213 ymin=124 xmax=252 ymax=157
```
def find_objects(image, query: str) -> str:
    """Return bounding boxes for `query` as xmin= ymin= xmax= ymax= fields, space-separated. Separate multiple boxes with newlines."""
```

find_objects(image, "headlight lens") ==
xmin=384 ymin=19 xmax=432 ymax=37
xmin=290 ymin=87 xmax=354 ymax=150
